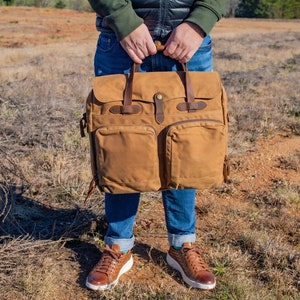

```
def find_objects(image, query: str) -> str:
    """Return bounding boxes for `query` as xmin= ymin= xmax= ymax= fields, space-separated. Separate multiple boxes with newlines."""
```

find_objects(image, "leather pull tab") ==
xmin=177 ymin=101 xmax=207 ymax=112
xmin=154 ymin=92 xmax=164 ymax=124
xmin=109 ymin=105 xmax=141 ymax=114
xmin=80 ymin=113 xmax=87 ymax=137
xmin=84 ymin=179 xmax=97 ymax=203
xmin=223 ymin=155 xmax=230 ymax=183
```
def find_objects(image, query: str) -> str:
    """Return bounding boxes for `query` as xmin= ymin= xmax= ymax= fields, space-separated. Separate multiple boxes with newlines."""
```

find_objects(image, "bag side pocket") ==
xmin=166 ymin=120 xmax=226 ymax=189
xmin=94 ymin=125 xmax=160 ymax=193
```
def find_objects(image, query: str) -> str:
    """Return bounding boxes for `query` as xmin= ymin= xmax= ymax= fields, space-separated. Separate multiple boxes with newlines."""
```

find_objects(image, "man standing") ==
xmin=86 ymin=0 xmax=227 ymax=291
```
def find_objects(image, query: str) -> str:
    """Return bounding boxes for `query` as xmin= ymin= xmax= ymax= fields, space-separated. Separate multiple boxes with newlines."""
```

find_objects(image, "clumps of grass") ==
xmin=215 ymin=277 xmax=275 ymax=300
xmin=215 ymin=51 xmax=242 ymax=61
xmin=247 ymin=180 xmax=299 ymax=209
xmin=0 ymin=236 xmax=81 ymax=300
xmin=235 ymin=229 xmax=299 ymax=298
xmin=280 ymin=54 xmax=300 ymax=72
xmin=277 ymin=152 xmax=300 ymax=172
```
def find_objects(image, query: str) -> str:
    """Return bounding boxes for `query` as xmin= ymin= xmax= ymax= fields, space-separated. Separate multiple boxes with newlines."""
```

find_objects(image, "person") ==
xmin=86 ymin=0 xmax=227 ymax=291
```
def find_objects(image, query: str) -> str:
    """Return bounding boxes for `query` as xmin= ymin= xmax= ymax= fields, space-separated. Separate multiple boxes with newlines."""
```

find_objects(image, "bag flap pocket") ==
xmin=93 ymin=71 xmax=222 ymax=104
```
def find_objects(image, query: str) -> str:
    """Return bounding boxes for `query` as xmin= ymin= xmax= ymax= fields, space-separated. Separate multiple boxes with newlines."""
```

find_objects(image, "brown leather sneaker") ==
xmin=86 ymin=244 xmax=133 ymax=291
xmin=166 ymin=242 xmax=216 ymax=289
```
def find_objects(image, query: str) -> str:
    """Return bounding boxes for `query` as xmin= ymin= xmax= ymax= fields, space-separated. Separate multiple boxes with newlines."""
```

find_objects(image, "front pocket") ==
xmin=94 ymin=125 xmax=160 ymax=193
xmin=165 ymin=120 xmax=227 ymax=189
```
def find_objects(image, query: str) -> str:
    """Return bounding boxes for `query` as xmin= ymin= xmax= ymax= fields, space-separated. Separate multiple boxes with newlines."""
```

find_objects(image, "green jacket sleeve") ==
xmin=88 ymin=0 xmax=143 ymax=41
xmin=186 ymin=1 xmax=228 ymax=35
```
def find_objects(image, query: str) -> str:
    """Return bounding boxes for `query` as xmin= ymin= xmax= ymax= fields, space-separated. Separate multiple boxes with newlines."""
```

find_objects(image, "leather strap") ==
xmin=154 ymin=92 xmax=164 ymax=123
xmin=223 ymin=155 xmax=230 ymax=183
xmin=84 ymin=179 xmax=97 ymax=203
xmin=182 ymin=63 xmax=197 ymax=112
xmin=123 ymin=63 xmax=135 ymax=109
xmin=79 ymin=113 xmax=87 ymax=137
xmin=109 ymin=104 xmax=141 ymax=114
xmin=177 ymin=101 xmax=207 ymax=111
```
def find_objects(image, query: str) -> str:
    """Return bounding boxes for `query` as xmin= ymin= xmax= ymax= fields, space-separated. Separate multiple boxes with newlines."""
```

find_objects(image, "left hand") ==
xmin=164 ymin=22 xmax=205 ymax=63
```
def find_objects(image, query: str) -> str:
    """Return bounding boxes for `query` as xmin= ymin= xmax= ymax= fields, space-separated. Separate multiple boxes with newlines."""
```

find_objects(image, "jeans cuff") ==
xmin=168 ymin=233 xmax=196 ymax=248
xmin=104 ymin=235 xmax=135 ymax=252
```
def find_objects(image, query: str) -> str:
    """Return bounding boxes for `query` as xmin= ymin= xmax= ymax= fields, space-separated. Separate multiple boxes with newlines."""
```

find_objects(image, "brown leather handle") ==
xmin=123 ymin=64 xmax=135 ymax=107
xmin=123 ymin=61 xmax=196 ymax=112
xmin=181 ymin=63 xmax=196 ymax=110
xmin=155 ymin=41 xmax=165 ymax=52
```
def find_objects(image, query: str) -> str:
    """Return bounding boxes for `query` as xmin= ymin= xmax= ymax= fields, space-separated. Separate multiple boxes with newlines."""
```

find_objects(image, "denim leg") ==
xmin=94 ymin=32 xmax=132 ymax=76
xmin=104 ymin=193 xmax=140 ymax=252
xmin=162 ymin=189 xmax=196 ymax=248
xmin=187 ymin=34 xmax=213 ymax=72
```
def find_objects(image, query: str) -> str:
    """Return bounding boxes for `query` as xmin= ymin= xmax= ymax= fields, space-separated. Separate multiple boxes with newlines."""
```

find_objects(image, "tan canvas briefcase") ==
xmin=80 ymin=64 xmax=229 ymax=194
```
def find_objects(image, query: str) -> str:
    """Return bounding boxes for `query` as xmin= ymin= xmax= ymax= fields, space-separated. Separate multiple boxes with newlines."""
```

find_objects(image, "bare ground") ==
xmin=0 ymin=6 xmax=299 ymax=300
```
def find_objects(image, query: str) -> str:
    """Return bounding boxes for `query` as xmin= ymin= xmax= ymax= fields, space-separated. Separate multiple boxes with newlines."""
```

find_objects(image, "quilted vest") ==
xmin=132 ymin=0 xmax=194 ymax=37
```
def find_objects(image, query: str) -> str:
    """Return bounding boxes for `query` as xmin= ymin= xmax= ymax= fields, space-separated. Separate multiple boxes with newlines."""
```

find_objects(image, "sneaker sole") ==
xmin=166 ymin=252 xmax=216 ymax=290
xmin=85 ymin=255 xmax=133 ymax=291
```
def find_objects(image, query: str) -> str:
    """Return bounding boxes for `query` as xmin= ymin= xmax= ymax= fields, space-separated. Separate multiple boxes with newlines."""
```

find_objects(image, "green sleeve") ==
xmin=185 ymin=0 xmax=228 ymax=35
xmin=88 ymin=0 xmax=143 ymax=41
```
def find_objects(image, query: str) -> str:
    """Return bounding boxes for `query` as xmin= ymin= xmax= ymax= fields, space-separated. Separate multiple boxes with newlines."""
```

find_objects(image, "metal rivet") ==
xmin=156 ymin=93 xmax=163 ymax=100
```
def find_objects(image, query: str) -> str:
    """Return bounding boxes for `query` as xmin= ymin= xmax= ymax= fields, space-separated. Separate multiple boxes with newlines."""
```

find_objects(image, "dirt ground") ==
xmin=0 ymin=6 xmax=299 ymax=300
xmin=1 ymin=6 xmax=300 ymax=45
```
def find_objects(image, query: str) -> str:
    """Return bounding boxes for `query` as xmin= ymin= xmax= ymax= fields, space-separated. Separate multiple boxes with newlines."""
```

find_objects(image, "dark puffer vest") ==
xmin=132 ymin=0 xmax=194 ymax=37
xmin=97 ymin=0 xmax=195 ymax=38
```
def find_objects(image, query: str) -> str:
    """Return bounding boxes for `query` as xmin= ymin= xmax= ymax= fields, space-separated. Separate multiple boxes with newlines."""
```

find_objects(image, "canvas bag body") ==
xmin=83 ymin=69 xmax=229 ymax=194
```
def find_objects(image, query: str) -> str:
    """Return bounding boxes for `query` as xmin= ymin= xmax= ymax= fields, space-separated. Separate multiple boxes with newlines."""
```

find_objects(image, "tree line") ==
xmin=230 ymin=0 xmax=300 ymax=18
xmin=1 ymin=0 xmax=92 ymax=11
xmin=1 ymin=0 xmax=300 ymax=18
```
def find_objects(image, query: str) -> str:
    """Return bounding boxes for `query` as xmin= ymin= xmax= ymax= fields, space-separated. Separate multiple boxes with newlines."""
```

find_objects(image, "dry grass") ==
xmin=1 ymin=7 xmax=300 ymax=300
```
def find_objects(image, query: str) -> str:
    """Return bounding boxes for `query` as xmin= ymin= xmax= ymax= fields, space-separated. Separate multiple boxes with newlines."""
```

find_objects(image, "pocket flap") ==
xmin=93 ymin=71 xmax=222 ymax=103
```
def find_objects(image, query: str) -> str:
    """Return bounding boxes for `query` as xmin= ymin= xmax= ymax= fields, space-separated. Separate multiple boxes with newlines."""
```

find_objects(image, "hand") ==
xmin=164 ymin=22 xmax=205 ymax=63
xmin=120 ymin=24 xmax=157 ymax=64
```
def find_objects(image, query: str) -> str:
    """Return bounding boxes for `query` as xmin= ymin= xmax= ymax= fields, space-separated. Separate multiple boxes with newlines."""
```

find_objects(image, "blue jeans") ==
xmin=94 ymin=33 xmax=213 ymax=252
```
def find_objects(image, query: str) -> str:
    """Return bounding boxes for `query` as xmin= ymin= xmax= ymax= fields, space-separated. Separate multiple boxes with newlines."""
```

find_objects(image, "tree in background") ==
xmin=55 ymin=0 xmax=65 ymax=9
xmin=235 ymin=0 xmax=300 ymax=18
xmin=225 ymin=0 xmax=241 ymax=17
xmin=4 ymin=0 xmax=13 ymax=5
xmin=265 ymin=0 xmax=300 ymax=18
xmin=34 ymin=0 xmax=50 ymax=7
xmin=235 ymin=0 xmax=267 ymax=17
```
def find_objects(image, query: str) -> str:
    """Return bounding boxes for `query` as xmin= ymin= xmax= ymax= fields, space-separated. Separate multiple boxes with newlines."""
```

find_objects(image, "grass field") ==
xmin=0 ymin=6 xmax=299 ymax=300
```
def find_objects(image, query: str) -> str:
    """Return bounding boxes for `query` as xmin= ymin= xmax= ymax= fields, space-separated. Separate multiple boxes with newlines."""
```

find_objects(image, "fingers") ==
xmin=164 ymin=43 xmax=192 ymax=63
xmin=163 ymin=22 xmax=205 ymax=63
xmin=122 ymin=41 xmax=157 ymax=64
xmin=124 ymin=48 xmax=143 ymax=64
xmin=120 ymin=24 xmax=157 ymax=64
xmin=123 ymin=44 xmax=148 ymax=64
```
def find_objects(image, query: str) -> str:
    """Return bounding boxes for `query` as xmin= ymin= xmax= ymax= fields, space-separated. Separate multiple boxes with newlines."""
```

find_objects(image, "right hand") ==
xmin=120 ymin=24 xmax=157 ymax=64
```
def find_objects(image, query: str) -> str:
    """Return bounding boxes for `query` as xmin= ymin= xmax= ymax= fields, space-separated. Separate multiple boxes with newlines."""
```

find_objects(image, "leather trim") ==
xmin=109 ymin=105 xmax=141 ymax=114
xmin=177 ymin=101 xmax=207 ymax=112
xmin=154 ymin=92 xmax=164 ymax=124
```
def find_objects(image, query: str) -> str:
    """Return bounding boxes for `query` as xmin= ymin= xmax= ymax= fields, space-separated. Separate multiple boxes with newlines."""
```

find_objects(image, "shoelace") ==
xmin=182 ymin=245 xmax=210 ymax=273
xmin=93 ymin=245 xmax=122 ymax=276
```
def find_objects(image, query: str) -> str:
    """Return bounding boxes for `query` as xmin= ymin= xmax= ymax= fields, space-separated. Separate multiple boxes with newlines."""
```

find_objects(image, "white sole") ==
xmin=166 ymin=252 xmax=216 ymax=290
xmin=86 ymin=255 xmax=133 ymax=291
